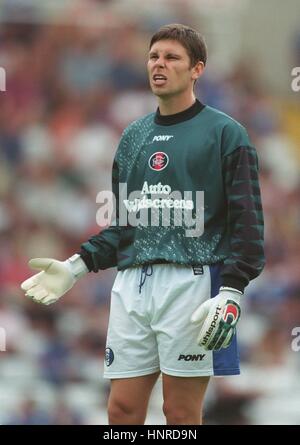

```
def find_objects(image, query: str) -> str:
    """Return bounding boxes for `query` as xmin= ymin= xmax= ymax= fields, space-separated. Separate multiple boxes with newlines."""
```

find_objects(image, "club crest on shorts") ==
xmin=105 ymin=347 xmax=114 ymax=366
xmin=149 ymin=152 xmax=169 ymax=171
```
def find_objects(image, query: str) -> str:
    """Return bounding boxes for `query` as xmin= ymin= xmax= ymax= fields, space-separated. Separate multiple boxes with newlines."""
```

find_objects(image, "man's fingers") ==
xmin=222 ymin=329 xmax=235 ymax=349
xmin=25 ymin=284 xmax=47 ymax=299
xmin=21 ymin=273 xmax=42 ymax=291
xmin=32 ymin=288 xmax=49 ymax=302
xmin=26 ymin=287 xmax=58 ymax=305
xmin=196 ymin=314 xmax=217 ymax=348
xmin=196 ymin=305 xmax=230 ymax=350
xmin=206 ymin=325 xmax=235 ymax=350
xmin=190 ymin=299 xmax=211 ymax=325
xmin=28 ymin=258 xmax=54 ymax=272
xmin=25 ymin=284 xmax=40 ymax=298
xmin=42 ymin=294 xmax=58 ymax=305
xmin=210 ymin=329 xmax=228 ymax=350
xmin=193 ymin=295 xmax=241 ymax=351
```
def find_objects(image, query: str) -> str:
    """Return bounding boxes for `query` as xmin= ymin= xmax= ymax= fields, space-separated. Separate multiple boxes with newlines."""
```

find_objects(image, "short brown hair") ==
xmin=149 ymin=23 xmax=207 ymax=67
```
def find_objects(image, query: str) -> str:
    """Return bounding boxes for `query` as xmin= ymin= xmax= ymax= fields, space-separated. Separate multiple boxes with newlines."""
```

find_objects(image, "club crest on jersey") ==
xmin=149 ymin=152 xmax=169 ymax=171
xmin=105 ymin=347 xmax=114 ymax=366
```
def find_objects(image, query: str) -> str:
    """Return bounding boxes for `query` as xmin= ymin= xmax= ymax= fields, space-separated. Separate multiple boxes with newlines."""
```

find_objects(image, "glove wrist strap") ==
xmin=220 ymin=286 xmax=243 ymax=296
xmin=66 ymin=254 xmax=88 ymax=279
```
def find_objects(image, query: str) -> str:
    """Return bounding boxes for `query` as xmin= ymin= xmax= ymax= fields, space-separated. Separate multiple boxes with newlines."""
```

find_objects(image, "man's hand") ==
xmin=20 ymin=254 xmax=88 ymax=305
xmin=190 ymin=287 xmax=242 ymax=351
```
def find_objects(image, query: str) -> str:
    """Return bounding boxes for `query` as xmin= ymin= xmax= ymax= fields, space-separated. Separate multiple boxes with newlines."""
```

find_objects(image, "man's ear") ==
xmin=192 ymin=61 xmax=205 ymax=81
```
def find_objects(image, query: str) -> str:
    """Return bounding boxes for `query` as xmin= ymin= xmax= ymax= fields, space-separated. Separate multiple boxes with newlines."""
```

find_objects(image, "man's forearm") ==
xmin=221 ymin=145 xmax=265 ymax=292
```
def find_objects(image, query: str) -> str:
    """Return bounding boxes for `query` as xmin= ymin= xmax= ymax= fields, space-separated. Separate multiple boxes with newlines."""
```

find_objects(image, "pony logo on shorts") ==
xmin=149 ymin=152 xmax=169 ymax=171
xmin=105 ymin=347 xmax=114 ymax=366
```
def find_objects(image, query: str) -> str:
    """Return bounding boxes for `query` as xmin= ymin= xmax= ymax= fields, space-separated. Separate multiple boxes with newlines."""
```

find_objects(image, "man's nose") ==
xmin=154 ymin=57 xmax=165 ymax=67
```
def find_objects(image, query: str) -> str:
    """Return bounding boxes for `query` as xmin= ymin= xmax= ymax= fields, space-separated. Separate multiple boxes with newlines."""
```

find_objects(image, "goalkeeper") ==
xmin=21 ymin=24 xmax=265 ymax=425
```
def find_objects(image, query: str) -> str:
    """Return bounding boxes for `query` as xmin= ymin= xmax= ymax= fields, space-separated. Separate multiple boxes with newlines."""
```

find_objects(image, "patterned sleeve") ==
xmin=220 ymin=145 xmax=265 ymax=292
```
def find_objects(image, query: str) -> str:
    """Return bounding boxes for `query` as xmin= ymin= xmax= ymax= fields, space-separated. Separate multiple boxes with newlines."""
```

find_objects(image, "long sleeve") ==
xmin=79 ymin=157 xmax=121 ymax=272
xmin=220 ymin=145 xmax=265 ymax=292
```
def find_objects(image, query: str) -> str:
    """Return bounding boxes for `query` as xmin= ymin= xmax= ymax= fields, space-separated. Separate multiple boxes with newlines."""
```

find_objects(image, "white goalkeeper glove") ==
xmin=20 ymin=254 xmax=88 ymax=305
xmin=190 ymin=287 xmax=242 ymax=351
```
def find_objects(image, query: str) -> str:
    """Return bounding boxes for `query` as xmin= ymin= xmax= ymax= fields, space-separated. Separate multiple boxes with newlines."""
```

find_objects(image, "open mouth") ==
xmin=152 ymin=74 xmax=167 ymax=85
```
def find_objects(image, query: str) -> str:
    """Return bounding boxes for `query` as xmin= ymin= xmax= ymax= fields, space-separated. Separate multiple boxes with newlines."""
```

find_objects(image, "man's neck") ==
xmin=157 ymin=93 xmax=196 ymax=116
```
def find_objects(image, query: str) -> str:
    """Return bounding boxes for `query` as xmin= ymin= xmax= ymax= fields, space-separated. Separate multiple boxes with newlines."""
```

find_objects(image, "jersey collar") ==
xmin=154 ymin=99 xmax=205 ymax=126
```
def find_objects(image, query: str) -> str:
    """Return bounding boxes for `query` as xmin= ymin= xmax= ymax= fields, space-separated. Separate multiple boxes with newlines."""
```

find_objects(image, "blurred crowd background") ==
xmin=0 ymin=0 xmax=300 ymax=425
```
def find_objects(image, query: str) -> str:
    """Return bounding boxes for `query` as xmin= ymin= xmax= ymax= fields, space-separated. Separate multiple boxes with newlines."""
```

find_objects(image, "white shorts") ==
xmin=103 ymin=263 xmax=240 ymax=379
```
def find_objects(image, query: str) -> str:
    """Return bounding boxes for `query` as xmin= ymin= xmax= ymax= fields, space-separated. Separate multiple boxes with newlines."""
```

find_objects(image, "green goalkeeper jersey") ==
xmin=80 ymin=100 xmax=265 ymax=292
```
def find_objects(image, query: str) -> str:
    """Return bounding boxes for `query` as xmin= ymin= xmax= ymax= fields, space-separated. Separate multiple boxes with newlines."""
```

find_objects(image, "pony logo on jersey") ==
xmin=223 ymin=301 xmax=240 ymax=325
xmin=149 ymin=152 xmax=169 ymax=171
xmin=152 ymin=135 xmax=173 ymax=142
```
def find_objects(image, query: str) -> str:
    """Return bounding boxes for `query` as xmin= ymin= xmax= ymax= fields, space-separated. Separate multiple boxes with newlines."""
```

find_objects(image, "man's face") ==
xmin=147 ymin=39 xmax=202 ymax=98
